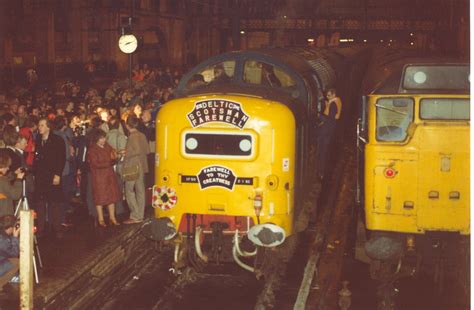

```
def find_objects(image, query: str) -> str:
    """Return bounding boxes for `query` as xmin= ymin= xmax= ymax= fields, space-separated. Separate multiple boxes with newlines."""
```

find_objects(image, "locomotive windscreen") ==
xmin=402 ymin=65 xmax=470 ymax=92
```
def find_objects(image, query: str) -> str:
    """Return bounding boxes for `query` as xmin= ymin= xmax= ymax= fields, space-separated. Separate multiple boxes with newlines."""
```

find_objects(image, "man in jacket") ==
xmin=33 ymin=118 xmax=66 ymax=237
xmin=316 ymin=88 xmax=342 ymax=179
xmin=123 ymin=115 xmax=149 ymax=224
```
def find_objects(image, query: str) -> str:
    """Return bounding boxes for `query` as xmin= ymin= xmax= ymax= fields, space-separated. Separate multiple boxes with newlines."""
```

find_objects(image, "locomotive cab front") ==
xmin=357 ymin=61 xmax=470 ymax=283
xmin=149 ymin=94 xmax=296 ymax=267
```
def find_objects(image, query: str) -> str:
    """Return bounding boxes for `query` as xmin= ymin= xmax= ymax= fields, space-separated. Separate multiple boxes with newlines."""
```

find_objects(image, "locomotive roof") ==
xmin=175 ymin=47 xmax=355 ymax=108
xmin=367 ymin=50 xmax=470 ymax=94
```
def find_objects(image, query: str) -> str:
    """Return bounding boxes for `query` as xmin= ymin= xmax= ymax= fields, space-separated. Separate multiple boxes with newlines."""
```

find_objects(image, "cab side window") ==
xmin=376 ymin=98 xmax=414 ymax=142
xmin=243 ymin=60 xmax=295 ymax=88
xmin=198 ymin=61 xmax=236 ymax=84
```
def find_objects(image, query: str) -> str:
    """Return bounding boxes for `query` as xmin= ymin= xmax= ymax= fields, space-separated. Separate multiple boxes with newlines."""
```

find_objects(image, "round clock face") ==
xmin=118 ymin=34 xmax=138 ymax=54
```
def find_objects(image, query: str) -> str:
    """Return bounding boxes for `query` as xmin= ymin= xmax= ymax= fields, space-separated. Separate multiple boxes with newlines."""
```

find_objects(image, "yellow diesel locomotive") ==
xmin=357 ymin=55 xmax=470 ymax=283
xmin=144 ymin=48 xmax=356 ymax=271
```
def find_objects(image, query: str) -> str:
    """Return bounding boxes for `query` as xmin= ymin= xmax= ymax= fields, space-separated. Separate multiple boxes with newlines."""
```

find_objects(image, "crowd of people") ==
xmin=0 ymin=64 xmax=183 ymax=290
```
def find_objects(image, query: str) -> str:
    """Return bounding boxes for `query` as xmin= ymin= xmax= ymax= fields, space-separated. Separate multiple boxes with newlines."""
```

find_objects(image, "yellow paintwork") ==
xmin=154 ymin=94 xmax=295 ymax=236
xmin=365 ymin=94 xmax=470 ymax=235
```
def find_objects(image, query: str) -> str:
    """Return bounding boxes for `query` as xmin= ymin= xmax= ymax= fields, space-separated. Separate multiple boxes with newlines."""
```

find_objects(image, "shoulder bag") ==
xmin=121 ymin=162 xmax=140 ymax=182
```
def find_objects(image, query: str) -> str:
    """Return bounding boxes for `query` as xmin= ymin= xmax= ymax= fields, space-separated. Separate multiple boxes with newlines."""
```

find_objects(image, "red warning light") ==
xmin=384 ymin=167 xmax=396 ymax=178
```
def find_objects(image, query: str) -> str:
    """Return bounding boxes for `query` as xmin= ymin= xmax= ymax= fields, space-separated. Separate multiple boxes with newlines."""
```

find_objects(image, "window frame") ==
xmin=375 ymin=97 xmax=415 ymax=143
xmin=402 ymin=64 xmax=470 ymax=92
xmin=242 ymin=59 xmax=295 ymax=89
xmin=195 ymin=60 xmax=237 ymax=85
xmin=419 ymin=97 xmax=470 ymax=121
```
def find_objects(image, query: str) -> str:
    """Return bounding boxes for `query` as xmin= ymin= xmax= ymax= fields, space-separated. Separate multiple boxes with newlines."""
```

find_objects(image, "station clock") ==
xmin=118 ymin=34 xmax=138 ymax=54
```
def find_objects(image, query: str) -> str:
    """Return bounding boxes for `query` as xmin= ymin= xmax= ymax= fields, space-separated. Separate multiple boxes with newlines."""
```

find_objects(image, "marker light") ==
xmin=413 ymin=71 xmax=427 ymax=84
xmin=239 ymin=139 xmax=252 ymax=152
xmin=186 ymin=137 xmax=198 ymax=150
xmin=384 ymin=167 xmax=397 ymax=178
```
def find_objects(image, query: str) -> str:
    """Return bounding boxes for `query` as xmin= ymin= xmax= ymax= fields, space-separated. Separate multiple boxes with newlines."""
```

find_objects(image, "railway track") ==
xmin=294 ymin=147 xmax=356 ymax=310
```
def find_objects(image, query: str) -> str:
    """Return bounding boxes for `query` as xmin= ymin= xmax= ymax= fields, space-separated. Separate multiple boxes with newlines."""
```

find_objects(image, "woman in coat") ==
xmin=106 ymin=116 xmax=127 ymax=215
xmin=87 ymin=129 xmax=121 ymax=227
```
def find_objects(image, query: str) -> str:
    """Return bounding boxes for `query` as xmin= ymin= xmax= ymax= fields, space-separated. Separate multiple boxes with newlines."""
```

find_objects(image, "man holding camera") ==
xmin=0 ymin=214 xmax=19 ymax=290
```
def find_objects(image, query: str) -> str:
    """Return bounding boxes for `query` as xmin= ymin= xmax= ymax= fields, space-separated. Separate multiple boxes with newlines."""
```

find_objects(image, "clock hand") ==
xmin=125 ymin=41 xmax=134 ymax=45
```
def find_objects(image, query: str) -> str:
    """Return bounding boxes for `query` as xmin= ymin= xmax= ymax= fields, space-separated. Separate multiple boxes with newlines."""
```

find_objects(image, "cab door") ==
xmin=365 ymin=96 xmax=419 ymax=232
xmin=370 ymin=96 xmax=418 ymax=218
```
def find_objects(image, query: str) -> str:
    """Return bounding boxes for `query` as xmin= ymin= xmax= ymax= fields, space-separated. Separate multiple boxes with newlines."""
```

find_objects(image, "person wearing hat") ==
xmin=0 ymin=214 xmax=19 ymax=289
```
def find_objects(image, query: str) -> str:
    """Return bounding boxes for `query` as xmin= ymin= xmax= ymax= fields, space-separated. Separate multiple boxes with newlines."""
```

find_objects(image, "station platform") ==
xmin=0 ymin=206 xmax=154 ymax=309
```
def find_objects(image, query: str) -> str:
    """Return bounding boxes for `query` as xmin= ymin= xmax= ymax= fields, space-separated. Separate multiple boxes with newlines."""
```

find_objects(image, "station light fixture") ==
xmin=240 ymin=30 xmax=245 ymax=34
xmin=363 ymin=39 xmax=367 ymax=43
xmin=339 ymin=38 xmax=354 ymax=43
xmin=410 ymin=42 xmax=414 ymax=46
xmin=307 ymin=38 xmax=314 ymax=43
xmin=410 ymin=32 xmax=414 ymax=36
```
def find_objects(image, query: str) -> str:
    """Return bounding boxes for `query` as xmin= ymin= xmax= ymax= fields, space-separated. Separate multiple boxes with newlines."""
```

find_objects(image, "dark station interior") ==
xmin=0 ymin=1 xmax=470 ymax=309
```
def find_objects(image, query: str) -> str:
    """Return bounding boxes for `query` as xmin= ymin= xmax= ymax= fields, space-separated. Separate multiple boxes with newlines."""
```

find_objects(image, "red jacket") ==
xmin=19 ymin=127 xmax=35 ymax=167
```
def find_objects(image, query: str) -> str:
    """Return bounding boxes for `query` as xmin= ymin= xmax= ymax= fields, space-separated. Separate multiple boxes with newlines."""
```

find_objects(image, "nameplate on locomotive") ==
xmin=187 ymin=99 xmax=249 ymax=129
xmin=181 ymin=174 xmax=253 ymax=187
xmin=197 ymin=165 xmax=237 ymax=190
